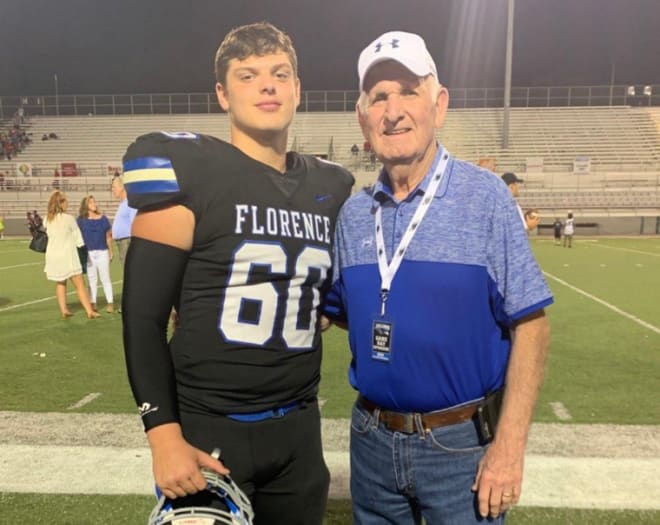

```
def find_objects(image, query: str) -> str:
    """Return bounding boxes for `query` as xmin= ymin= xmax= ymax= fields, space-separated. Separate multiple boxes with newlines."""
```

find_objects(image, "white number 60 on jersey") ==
xmin=219 ymin=242 xmax=330 ymax=350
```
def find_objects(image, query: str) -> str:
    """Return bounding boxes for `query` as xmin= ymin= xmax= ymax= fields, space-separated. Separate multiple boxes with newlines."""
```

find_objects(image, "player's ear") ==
xmin=294 ymin=76 xmax=301 ymax=108
xmin=433 ymin=84 xmax=449 ymax=128
xmin=216 ymin=82 xmax=230 ymax=112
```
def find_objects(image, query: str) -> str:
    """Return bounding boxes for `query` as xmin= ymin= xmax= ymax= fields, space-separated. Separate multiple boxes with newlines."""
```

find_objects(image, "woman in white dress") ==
xmin=44 ymin=191 xmax=100 ymax=319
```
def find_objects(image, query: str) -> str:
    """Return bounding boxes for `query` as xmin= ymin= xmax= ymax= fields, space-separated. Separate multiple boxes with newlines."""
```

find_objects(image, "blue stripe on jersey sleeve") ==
xmin=123 ymin=156 xmax=173 ymax=171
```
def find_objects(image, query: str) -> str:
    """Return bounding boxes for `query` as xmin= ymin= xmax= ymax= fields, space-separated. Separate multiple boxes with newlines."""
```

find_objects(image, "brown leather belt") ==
xmin=359 ymin=396 xmax=479 ymax=434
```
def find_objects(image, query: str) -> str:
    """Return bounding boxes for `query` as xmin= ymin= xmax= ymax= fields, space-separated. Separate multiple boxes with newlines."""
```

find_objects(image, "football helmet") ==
xmin=148 ymin=450 xmax=254 ymax=525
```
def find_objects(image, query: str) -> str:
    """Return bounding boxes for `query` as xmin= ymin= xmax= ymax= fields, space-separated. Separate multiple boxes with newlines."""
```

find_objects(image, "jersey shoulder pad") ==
xmin=122 ymin=131 xmax=201 ymax=210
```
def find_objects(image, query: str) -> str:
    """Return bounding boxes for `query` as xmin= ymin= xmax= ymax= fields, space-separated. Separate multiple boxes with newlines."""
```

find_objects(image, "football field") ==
xmin=1 ymin=236 xmax=659 ymax=524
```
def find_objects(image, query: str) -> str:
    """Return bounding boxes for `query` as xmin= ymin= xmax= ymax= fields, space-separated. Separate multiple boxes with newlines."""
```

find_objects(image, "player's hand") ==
xmin=147 ymin=423 xmax=229 ymax=499
xmin=471 ymin=440 xmax=524 ymax=519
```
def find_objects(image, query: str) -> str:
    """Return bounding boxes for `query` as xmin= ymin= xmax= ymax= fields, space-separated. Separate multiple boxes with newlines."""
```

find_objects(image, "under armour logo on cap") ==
xmin=358 ymin=31 xmax=438 ymax=91
xmin=374 ymin=38 xmax=399 ymax=53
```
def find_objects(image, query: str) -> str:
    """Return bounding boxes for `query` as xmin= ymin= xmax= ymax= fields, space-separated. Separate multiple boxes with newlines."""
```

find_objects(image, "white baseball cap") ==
xmin=358 ymin=31 xmax=438 ymax=91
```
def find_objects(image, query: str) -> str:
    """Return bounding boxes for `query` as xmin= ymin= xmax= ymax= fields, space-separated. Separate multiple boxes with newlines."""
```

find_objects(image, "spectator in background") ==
xmin=0 ymin=211 xmax=5 ymax=240
xmin=501 ymin=172 xmax=539 ymax=231
xmin=27 ymin=211 xmax=38 ymax=237
xmin=110 ymin=175 xmax=137 ymax=267
xmin=78 ymin=195 xmax=114 ymax=313
xmin=524 ymin=208 xmax=540 ymax=231
xmin=52 ymin=168 xmax=61 ymax=190
xmin=43 ymin=191 xmax=100 ymax=320
xmin=32 ymin=210 xmax=44 ymax=231
xmin=0 ymin=171 xmax=4 ymax=191
xmin=363 ymin=140 xmax=372 ymax=154
xmin=553 ymin=218 xmax=562 ymax=245
xmin=563 ymin=212 xmax=575 ymax=248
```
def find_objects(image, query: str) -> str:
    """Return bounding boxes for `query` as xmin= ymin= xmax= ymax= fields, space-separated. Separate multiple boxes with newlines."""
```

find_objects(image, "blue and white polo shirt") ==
xmin=325 ymin=147 xmax=553 ymax=412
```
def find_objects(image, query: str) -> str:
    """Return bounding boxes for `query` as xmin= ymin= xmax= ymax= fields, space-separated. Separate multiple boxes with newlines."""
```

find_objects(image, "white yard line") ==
xmin=549 ymin=401 xmax=572 ymax=421
xmin=543 ymin=271 xmax=660 ymax=335
xmin=0 ymin=280 xmax=123 ymax=313
xmin=589 ymin=243 xmax=660 ymax=257
xmin=0 ymin=262 xmax=42 ymax=270
xmin=0 ymin=295 xmax=57 ymax=312
xmin=0 ymin=248 xmax=33 ymax=254
xmin=67 ymin=393 xmax=102 ymax=410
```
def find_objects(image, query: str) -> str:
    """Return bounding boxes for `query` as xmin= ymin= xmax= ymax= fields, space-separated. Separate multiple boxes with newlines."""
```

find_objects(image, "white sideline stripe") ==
xmin=0 ymin=445 xmax=659 ymax=509
xmin=590 ymin=243 xmax=660 ymax=258
xmin=543 ymin=271 xmax=660 ymax=335
xmin=549 ymin=401 xmax=572 ymax=421
xmin=0 ymin=295 xmax=56 ymax=312
xmin=0 ymin=262 xmax=42 ymax=270
xmin=0 ymin=279 xmax=123 ymax=313
xmin=0 ymin=248 xmax=33 ymax=254
xmin=67 ymin=393 xmax=102 ymax=410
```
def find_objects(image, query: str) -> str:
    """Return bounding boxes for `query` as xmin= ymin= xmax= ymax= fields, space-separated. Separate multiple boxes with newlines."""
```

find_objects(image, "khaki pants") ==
xmin=115 ymin=238 xmax=131 ymax=266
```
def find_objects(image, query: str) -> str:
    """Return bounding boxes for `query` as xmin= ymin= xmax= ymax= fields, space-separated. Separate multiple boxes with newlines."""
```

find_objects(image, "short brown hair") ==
xmin=214 ymin=22 xmax=298 ymax=85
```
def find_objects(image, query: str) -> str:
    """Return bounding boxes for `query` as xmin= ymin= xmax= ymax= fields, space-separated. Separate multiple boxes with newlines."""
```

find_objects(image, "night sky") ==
xmin=1 ymin=0 xmax=659 ymax=96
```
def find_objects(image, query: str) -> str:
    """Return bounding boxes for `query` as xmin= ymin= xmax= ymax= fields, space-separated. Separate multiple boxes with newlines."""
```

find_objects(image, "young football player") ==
xmin=121 ymin=22 xmax=353 ymax=524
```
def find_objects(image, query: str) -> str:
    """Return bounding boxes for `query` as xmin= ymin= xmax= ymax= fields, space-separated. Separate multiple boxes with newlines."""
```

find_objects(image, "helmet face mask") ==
xmin=148 ymin=470 xmax=254 ymax=525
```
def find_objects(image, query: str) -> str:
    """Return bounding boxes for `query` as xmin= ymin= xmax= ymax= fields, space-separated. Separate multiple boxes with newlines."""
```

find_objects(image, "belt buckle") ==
xmin=383 ymin=412 xmax=416 ymax=434
xmin=399 ymin=414 xmax=415 ymax=434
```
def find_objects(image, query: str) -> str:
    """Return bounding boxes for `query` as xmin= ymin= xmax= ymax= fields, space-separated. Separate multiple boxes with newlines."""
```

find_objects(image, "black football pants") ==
xmin=174 ymin=399 xmax=330 ymax=525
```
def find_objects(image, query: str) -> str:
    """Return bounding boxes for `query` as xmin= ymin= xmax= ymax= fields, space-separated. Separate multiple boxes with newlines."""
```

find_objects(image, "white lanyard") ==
xmin=375 ymin=150 xmax=450 ymax=316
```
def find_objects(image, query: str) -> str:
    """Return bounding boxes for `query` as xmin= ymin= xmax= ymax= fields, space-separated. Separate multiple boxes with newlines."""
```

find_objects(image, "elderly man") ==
xmin=325 ymin=31 xmax=553 ymax=523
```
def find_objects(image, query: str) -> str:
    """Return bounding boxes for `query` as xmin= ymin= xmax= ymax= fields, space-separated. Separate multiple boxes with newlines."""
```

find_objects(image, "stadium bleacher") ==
xmin=1 ymin=106 xmax=659 ymax=222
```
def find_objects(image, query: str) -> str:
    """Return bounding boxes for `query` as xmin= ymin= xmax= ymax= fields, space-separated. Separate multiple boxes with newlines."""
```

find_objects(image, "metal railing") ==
xmin=1 ymin=84 xmax=659 ymax=118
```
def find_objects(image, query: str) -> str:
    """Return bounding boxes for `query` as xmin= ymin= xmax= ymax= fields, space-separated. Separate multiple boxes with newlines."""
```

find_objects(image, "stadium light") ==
xmin=643 ymin=86 xmax=652 ymax=106
xmin=626 ymin=85 xmax=636 ymax=96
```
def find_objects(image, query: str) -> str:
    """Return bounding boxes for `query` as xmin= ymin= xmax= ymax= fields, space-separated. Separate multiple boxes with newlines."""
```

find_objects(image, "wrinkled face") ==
xmin=358 ymin=61 xmax=448 ymax=167
xmin=215 ymin=52 xmax=300 ymax=139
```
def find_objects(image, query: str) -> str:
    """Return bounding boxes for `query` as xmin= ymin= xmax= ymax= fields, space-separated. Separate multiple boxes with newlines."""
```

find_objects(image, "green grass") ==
xmin=1 ymin=236 xmax=659 ymax=524
xmin=2 ymin=237 xmax=659 ymax=422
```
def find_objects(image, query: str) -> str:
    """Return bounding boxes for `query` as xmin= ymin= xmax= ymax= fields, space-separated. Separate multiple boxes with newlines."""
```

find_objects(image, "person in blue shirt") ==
xmin=78 ymin=195 xmax=114 ymax=313
xmin=111 ymin=175 xmax=137 ymax=266
xmin=325 ymin=31 xmax=553 ymax=524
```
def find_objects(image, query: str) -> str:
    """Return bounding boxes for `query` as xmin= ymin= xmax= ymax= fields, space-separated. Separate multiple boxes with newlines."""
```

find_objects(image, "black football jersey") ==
xmin=123 ymin=131 xmax=354 ymax=414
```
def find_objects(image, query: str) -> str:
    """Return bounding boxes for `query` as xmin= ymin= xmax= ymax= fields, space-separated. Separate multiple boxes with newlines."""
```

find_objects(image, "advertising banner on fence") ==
xmin=573 ymin=156 xmax=591 ymax=174
xmin=61 ymin=162 xmax=78 ymax=177
xmin=15 ymin=162 xmax=32 ymax=177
